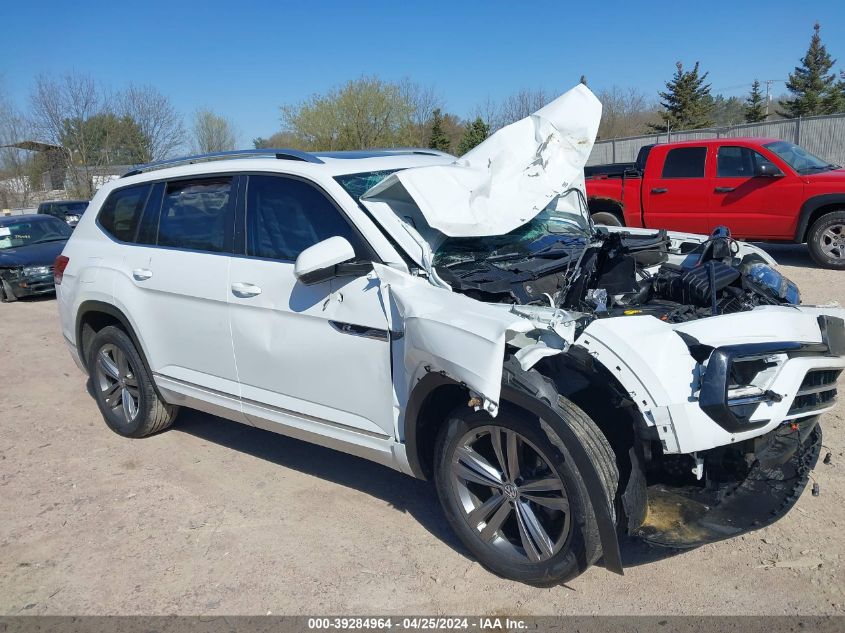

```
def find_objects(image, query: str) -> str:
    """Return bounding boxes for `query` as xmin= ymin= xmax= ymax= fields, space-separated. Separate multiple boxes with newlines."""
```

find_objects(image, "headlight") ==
xmin=22 ymin=265 xmax=52 ymax=276
xmin=0 ymin=267 xmax=21 ymax=280
xmin=745 ymin=263 xmax=800 ymax=304
xmin=66 ymin=215 xmax=80 ymax=223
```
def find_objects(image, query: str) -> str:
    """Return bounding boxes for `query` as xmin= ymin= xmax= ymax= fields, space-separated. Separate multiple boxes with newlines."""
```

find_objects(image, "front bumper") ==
xmin=0 ymin=270 xmax=56 ymax=299
xmin=635 ymin=416 xmax=822 ymax=548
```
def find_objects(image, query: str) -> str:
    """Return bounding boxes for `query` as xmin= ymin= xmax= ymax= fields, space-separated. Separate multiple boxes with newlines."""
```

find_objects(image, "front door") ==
xmin=228 ymin=173 xmax=395 ymax=438
xmin=707 ymin=145 xmax=803 ymax=239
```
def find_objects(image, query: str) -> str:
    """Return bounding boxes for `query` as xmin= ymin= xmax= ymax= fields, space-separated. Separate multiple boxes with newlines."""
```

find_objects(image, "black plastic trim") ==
xmin=699 ymin=340 xmax=831 ymax=432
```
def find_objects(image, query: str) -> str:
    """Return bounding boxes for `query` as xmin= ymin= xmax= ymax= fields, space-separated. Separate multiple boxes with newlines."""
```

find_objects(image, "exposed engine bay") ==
xmin=435 ymin=225 xmax=801 ymax=325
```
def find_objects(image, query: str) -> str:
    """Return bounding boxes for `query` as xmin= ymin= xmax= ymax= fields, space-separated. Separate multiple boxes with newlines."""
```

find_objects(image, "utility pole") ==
xmin=764 ymin=79 xmax=774 ymax=116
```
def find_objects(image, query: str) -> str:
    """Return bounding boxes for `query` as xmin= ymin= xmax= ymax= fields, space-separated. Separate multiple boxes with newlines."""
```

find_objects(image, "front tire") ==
xmin=87 ymin=326 xmax=179 ymax=438
xmin=807 ymin=210 xmax=845 ymax=269
xmin=433 ymin=398 xmax=617 ymax=586
xmin=591 ymin=211 xmax=623 ymax=227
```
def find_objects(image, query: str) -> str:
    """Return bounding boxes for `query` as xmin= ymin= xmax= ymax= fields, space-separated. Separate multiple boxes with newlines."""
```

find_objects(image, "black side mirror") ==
xmin=755 ymin=162 xmax=783 ymax=177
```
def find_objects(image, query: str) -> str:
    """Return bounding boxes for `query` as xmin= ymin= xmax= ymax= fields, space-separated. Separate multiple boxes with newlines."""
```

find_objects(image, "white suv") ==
xmin=57 ymin=85 xmax=845 ymax=585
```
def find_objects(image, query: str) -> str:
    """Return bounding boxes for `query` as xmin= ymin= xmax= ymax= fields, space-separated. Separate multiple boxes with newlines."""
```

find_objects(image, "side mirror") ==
xmin=755 ymin=162 xmax=783 ymax=177
xmin=294 ymin=236 xmax=356 ymax=285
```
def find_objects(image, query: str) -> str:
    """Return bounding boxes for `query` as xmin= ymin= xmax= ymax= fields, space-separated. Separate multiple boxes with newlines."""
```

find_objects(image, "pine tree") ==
xmin=744 ymin=80 xmax=768 ymax=123
xmin=428 ymin=108 xmax=451 ymax=152
xmin=649 ymin=61 xmax=713 ymax=132
xmin=457 ymin=117 xmax=490 ymax=155
xmin=781 ymin=23 xmax=838 ymax=117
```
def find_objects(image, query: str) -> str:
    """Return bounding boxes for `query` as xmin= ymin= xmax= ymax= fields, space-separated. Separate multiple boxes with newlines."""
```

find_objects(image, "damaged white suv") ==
xmin=56 ymin=85 xmax=845 ymax=585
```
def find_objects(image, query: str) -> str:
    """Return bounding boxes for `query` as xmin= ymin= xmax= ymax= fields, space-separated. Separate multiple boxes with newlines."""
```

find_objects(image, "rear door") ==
xmin=643 ymin=146 xmax=710 ymax=233
xmin=707 ymin=145 xmax=803 ymax=239
xmin=111 ymin=176 xmax=241 ymax=401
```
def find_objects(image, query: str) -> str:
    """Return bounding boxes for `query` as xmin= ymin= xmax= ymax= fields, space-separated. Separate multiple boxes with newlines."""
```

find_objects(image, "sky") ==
xmin=2 ymin=0 xmax=845 ymax=145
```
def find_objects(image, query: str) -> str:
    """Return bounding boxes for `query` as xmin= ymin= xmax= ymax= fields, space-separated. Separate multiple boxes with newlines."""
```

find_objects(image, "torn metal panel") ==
xmin=374 ymin=264 xmax=574 ymax=413
xmin=362 ymin=84 xmax=601 ymax=240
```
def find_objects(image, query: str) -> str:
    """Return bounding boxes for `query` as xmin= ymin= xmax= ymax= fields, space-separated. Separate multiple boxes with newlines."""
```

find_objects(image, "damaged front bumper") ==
xmin=635 ymin=416 xmax=822 ymax=548
xmin=0 ymin=266 xmax=56 ymax=300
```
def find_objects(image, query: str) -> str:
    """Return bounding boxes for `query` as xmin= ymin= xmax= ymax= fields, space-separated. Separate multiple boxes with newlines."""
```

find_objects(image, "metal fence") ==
xmin=587 ymin=113 xmax=845 ymax=167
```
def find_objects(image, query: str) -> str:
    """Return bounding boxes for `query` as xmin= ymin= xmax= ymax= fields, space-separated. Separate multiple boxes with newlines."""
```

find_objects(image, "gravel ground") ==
xmin=1 ymin=243 xmax=844 ymax=616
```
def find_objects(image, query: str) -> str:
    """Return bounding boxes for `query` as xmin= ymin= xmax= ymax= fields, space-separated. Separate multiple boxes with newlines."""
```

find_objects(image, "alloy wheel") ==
xmin=819 ymin=223 xmax=845 ymax=260
xmin=449 ymin=425 xmax=571 ymax=563
xmin=94 ymin=343 xmax=140 ymax=424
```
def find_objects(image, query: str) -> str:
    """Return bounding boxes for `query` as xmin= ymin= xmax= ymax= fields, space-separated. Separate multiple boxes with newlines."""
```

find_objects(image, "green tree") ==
xmin=709 ymin=95 xmax=744 ymax=126
xmin=744 ymin=80 xmax=768 ymax=123
xmin=60 ymin=113 xmax=147 ymax=165
xmin=650 ymin=61 xmax=713 ymax=132
xmin=457 ymin=117 xmax=490 ymax=155
xmin=281 ymin=76 xmax=414 ymax=150
xmin=428 ymin=108 xmax=451 ymax=152
xmin=781 ymin=23 xmax=839 ymax=117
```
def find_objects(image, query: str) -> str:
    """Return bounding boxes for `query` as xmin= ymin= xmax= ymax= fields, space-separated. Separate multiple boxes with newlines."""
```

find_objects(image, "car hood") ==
xmin=0 ymin=240 xmax=66 ymax=267
xmin=360 ymin=84 xmax=601 ymax=272
xmin=803 ymin=167 xmax=845 ymax=182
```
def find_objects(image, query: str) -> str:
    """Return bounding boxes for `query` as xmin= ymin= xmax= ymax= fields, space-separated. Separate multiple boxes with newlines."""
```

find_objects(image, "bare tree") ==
xmin=596 ymin=86 xmax=659 ymax=139
xmin=497 ymin=88 xmax=551 ymax=128
xmin=119 ymin=84 xmax=185 ymax=161
xmin=399 ymin=79 xmax=443 ymax=146
xmin=29 ymin=71 xmax=110 ymax=197
xmin=0 ymin=83 xmax=35 ymax=207
xmin=191 ymin=108 xmax=238 ymax=153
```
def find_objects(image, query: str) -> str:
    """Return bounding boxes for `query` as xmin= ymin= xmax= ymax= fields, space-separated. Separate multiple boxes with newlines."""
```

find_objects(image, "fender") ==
xmin=794 ymin=194 xmax=845 ymax=242
xmin=403 ymin=368 xmax=624 ymax=575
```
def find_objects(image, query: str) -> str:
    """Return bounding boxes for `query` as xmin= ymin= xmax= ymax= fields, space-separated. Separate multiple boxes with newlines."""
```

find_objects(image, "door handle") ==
xmin=231 ymin=282 xmax=262 ymax=298
xmin=714 ymin=186 xmax=735 ymax=193
xmin=132 ymin=268 xmax=153 ymax=281
xmin=650 ymin=188 xmax=668 ymax=194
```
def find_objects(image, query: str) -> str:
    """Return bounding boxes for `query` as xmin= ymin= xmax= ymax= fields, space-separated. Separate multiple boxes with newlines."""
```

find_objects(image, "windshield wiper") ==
xmin=33 ymin=237 xmax=68 ymax=244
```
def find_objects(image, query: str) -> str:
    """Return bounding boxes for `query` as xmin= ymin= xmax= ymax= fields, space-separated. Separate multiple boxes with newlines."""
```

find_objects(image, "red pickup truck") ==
xmin=585 ymin=137 xmax=845 ymax=268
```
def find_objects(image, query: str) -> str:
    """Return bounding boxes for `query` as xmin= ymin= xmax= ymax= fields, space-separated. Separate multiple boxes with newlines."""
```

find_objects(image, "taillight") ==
xmin=54 ymin=255 xmax=69 ymax=285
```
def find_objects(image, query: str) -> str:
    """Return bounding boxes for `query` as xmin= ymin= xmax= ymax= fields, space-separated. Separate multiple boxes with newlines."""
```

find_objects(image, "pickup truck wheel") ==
xmin=808 ymin=211 xmax=845 ymax=269
xmin=591 ymin=211 xmax=623 ymax=227
xmin=87 ymin=325 xmax=179 ymax=438
xmin=434 ymin=400 xmax=616 ymax=586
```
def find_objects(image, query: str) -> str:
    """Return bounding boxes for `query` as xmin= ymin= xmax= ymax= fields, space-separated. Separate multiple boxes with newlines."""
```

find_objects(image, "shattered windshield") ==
xmin=433 ymin=189 xmax=592 ymax=266
xmin=335 ymin=170 xmax=402 ymax=200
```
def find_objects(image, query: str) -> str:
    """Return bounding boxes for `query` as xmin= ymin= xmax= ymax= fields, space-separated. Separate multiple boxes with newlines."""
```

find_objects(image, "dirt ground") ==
xmin=1 ymin=243 xmax=844 ymax=616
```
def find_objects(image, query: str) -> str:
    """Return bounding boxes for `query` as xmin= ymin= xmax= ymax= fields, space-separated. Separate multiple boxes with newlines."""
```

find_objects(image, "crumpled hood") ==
xmin=361 ymin=84 xmax=601 ymax=248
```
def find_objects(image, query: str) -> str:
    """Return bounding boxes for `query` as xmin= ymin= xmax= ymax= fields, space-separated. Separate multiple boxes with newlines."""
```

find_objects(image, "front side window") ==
xmin=98 ymin=184 xmax=151 ymax=242
xmin=157 ymin=178 xmax=233 ymax=252
xmin=0 ymin=217 xmax=71 ymax=249
xmin=661 ymin=147 xmax=707 ymax=178
xmin=717 ymin=146 xmax=781 ymax=178
xmin=246 ymin=175 xmax=366 ymax=261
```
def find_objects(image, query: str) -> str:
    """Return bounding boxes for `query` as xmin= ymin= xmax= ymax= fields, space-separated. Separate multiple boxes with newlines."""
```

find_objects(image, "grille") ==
xmin=788 ymin=369 xmax=841 ymax=416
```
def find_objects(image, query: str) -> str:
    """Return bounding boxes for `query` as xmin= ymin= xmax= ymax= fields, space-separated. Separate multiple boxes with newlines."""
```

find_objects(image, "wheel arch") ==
xmin=795 ymin=194 xmax=845 ymax=242
xmin=75 ymin=301 xmax=157 ymax=391
xmin=402 ymin=356 xmax=640 ymax=575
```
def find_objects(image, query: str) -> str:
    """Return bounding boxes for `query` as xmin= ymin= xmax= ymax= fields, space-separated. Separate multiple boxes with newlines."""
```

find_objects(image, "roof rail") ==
xmin=122 ymin=148 xmax=323 ymax=177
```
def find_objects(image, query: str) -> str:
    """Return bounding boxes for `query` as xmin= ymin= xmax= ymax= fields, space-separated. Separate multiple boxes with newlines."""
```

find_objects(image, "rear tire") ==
xmin=433 ymin=396 xmax=617 ymax=586
xmin=591 ymin=211 xmax=623 ymax=227
xmin=87 ymin=326 xmax=178 ymax=438
xmin=807 ymin=210 xmax=845 ymax=269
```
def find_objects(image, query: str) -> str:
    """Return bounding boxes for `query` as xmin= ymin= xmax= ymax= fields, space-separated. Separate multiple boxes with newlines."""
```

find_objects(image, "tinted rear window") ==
xmin=661 ymin=147 xmax=707 ymax=178
xmin=98 ymin=185 xmax=151 ymax=242
xmin=157 ymin=178 xmax=233 ymax=253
